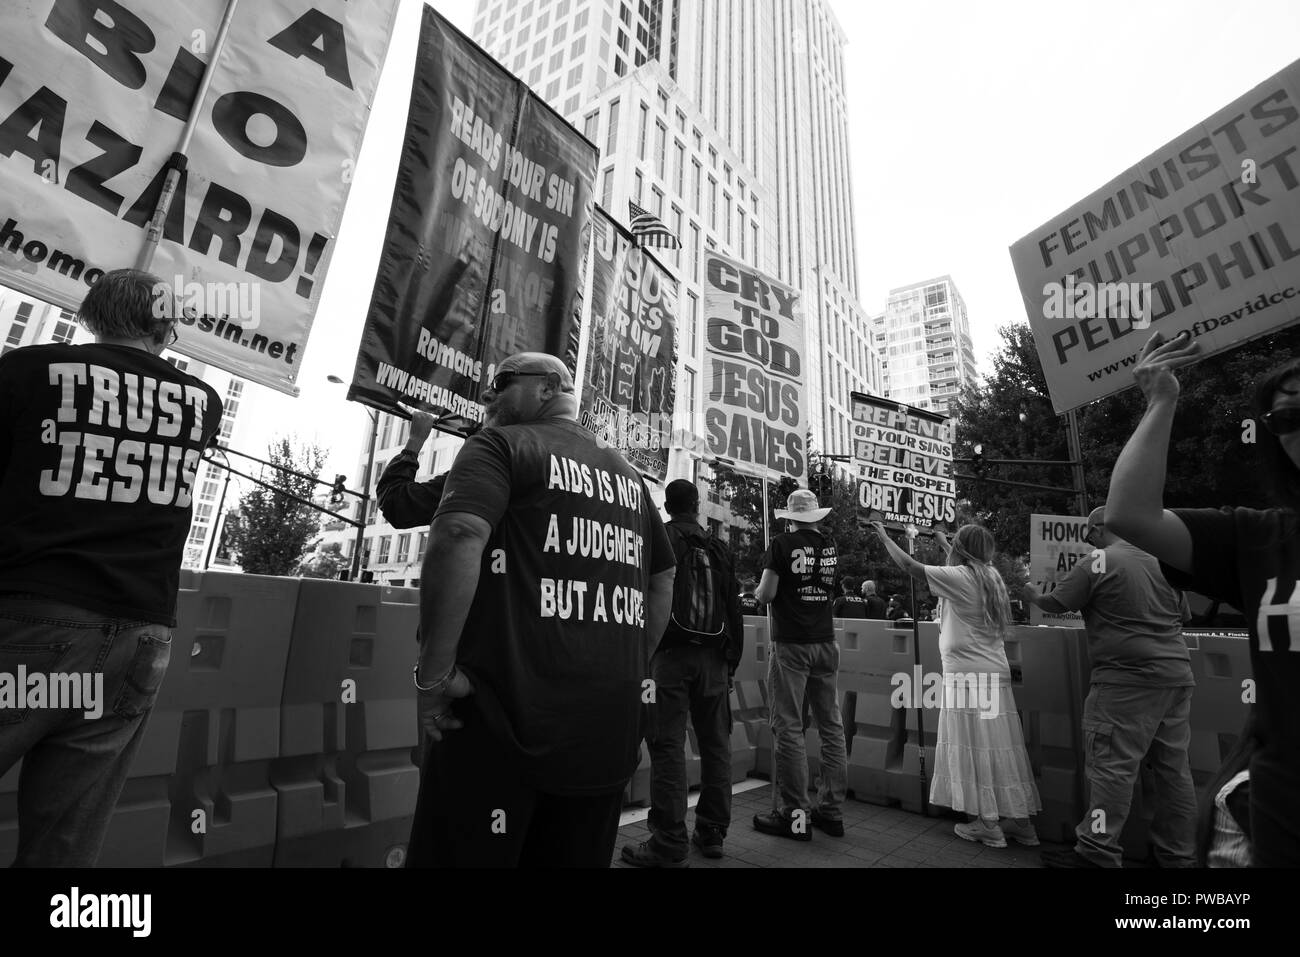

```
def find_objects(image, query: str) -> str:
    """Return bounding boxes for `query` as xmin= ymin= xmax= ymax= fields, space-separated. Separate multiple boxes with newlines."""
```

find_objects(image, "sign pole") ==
xmin=905 ymin=525 xmax=929 ymax=816
xmin=135 ymin=0 xmax=241 ymax=271
xmin=762 ymin=473 xmax=780 ymax=814
xmin=1065 ymin=408 xmax=1088 ymax=517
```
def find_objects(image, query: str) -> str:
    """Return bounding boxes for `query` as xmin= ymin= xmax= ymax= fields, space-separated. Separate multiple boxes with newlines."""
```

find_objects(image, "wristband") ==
xmin=413 ymin=662 xmax=458 ymax=693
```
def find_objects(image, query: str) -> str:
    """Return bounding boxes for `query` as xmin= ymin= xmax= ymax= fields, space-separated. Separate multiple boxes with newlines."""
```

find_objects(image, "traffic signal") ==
xmin=330 ymin=474 xmax=347 ymax=505
xmin=971 ymin=444 xmax=985 ymax=477
xmin=810 ymin=460 xmax=831 ymax=500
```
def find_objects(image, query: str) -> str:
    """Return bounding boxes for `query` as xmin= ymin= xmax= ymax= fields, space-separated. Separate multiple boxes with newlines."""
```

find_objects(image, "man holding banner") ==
xmin=405 ymin=352 xmax=676 ymax=867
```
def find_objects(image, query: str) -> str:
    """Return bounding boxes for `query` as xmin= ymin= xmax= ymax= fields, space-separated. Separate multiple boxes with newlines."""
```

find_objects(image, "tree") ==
xmin=952 ymin=320 xmax=1300 ymax=562
xmin=298 ymin=541 xmax=347 ymax=580
xmin=224 ymin=438 xmax=328 ymax=576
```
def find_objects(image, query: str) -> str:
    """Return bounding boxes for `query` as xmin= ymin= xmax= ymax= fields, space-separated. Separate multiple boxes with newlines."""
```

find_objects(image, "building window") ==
xmin=601 ymin=167 xmax=614 ymax=209
xmin=633 ymin=169 xmax=644 ymax=204
xmin=687 ymin=291 xmax=698 ymax=358
xmin=691 ymin=159 xmax=702 ymax=208
xmin=654 ymin=121 xmax=666 ymax=179
xmin=651 ymin=186 xmax=663 ymax=217
xmin=673 ymin=141 xmax=685 ymax=196
xmin=606 ymin=99 xmax=620 ymax=155
xmin=417 ymin=532 xmax=428 ymax=560
xmin=637 ymin=102 xmax=649 ymax=160
xmin=397 ymin=533 xmax=410 ymax=564
xmin=377 ymin=536 xmax=391 ymax=565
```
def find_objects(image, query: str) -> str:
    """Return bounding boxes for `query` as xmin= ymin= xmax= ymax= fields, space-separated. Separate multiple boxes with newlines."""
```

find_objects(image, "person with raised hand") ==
xmin=1103 ymin=329 xmax=1300 ymax=867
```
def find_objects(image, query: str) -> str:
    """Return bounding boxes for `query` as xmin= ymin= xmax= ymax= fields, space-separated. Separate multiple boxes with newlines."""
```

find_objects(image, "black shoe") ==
xmin=621 ymin=840 xmax=688 ymax=868
xmin=692 ymin=826 xmax=725 ymax=859
xmin=752 ymin=811 xmax=812 ymax=842
xmin=810 ymin=809 xmax=845 ymax=837
xmin=1041 ymin=848 xmax=1101 ymax=868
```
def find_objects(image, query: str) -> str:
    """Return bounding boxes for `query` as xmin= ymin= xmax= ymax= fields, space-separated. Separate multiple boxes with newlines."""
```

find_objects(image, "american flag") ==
xmin=627 ymin=200 xmax=681 ymax=250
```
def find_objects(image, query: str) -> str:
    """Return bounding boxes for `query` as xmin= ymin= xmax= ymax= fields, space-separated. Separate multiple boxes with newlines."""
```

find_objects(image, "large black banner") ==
xmin=578 ymin=208 xmax=678 ymax=480
xmin=349 ymin=7 xmax=597 ymax=431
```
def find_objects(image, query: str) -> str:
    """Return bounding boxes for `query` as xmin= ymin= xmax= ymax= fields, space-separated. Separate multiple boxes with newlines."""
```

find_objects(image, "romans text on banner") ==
xmin=851 ymin=393 xmax=955 ymax=530
xmin=350 ymin=7 xmax=597 ymax=430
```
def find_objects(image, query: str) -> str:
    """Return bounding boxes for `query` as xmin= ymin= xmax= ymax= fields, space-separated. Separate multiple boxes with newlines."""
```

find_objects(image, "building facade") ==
xmin=0 ymin=285 xmax=250 ymax=571
xmin=472 ymin=0 xmax=881 ymax=471
xmin=872 ymin=276 xmax=977 ymax=417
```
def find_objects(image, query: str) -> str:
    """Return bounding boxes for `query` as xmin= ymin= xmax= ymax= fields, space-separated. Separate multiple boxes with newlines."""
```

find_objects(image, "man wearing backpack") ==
xmin=622 ymin=480 xmax=743 ymax=866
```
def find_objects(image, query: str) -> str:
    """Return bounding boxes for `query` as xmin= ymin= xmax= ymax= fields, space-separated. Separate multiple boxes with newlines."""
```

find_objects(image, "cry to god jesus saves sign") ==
xmin=701 ymin=251 xmax=806 ymax=482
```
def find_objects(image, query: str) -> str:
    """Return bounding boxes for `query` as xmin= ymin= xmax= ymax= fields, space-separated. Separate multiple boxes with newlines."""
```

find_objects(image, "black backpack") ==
xmin=667 ymin=525 xmax=728 ymax=638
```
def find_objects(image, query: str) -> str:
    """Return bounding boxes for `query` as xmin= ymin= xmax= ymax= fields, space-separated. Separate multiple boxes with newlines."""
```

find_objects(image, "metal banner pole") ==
xmin=906 ymin=525 xmax=929 ymax=816
xmin=135 ymin=0 xmax=241 ymax=271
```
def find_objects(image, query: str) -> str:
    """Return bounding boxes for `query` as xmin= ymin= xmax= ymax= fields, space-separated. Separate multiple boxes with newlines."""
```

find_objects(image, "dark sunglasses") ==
xmin=489 ymin=370 xmax=550 ymax=393
xmin=1261 ymin=408 xmax=1300 ymax=436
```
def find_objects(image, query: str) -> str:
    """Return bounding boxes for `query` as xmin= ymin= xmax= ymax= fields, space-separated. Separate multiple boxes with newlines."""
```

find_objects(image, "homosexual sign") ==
xmin=351 ymin=7 xmax=597 ymax=429
xmin=0 ymin=0 xmax=398 ymax=394
xmin=851 ymin=393 xmax=955 ymax=530
xmin=1010 ymin=57 xmax=1300 ymax=413
xmin=1027 ymin=513 xmax=1092 ymax=625
xmin=701 ymin=251 xmax=805 ymax=481
xmin=579 ymin=208 xmax=678 ymax=480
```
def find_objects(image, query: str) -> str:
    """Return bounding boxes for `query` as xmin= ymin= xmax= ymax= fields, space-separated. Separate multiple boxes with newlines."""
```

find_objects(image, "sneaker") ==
xmin=999 ymin=819 xmax=1040 ymax=846
xmin=620 ymin=840 xmax=688 ymax=868
xmin=691 ymin=826 xmax=724 ymax=859
xmin=810 ymin=809 xmax=845 ymax=837
xmin=1041 ymin=848 xmax=1101 ymax=868
xmin=752 ymin=811 xmax=813 ymax=842
xmin=954 ymin=820 xmax=1007 ymax=848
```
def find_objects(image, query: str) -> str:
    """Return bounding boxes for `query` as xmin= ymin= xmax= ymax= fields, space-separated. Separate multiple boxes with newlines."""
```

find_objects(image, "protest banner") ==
xmin=1010 ymin=57 xmax=1300 ymax=414
xmin=350 ymin=7 xmax=597 ymax=431
xmin=1027 ymin=513 xmax=1093 ymax=625
xmin=578 ymin=207 xmax=678 ymax=480
xmin=0 ymin=0 xmax=398 ymax=394
xmin=701 ymin=251 xmax=805 ymax=482
xmin=850 ymin=393 xmax=955 ymax=530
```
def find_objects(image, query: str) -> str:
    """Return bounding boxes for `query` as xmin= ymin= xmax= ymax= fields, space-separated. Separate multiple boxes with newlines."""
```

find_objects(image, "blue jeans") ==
xmin=645 ymin=643 xmax=732 ymax=854
xmin=0 ymin=596 xmax=172 ymax=867
xmin=1075 ymin=682 xmax=1198 ymax=868
xmin=769 ymin=640 xmax=848 ymax=818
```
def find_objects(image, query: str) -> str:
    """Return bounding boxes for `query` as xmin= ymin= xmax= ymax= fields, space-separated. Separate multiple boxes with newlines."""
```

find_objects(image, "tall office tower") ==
xmin=0 ymin=285 xmax=250 ymax=570
xmin=471 ymin=0 xmax=880 ymax=475
xmin=872 ymin=276 xmax=977 ymax=418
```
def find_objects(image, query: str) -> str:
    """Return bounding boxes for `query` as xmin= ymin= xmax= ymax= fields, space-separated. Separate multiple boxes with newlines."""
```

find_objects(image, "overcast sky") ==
xmin=235 ymin=0 xmax=1300 ymax=483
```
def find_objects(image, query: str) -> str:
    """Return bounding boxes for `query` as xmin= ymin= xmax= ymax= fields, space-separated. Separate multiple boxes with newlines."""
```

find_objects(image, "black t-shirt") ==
xmin=435 ymin=417 xmax=675 ymax=795
xmin=763 ymin=528 xmax=838 ymax=643
xmin=0 ymin=343 xmax=223 ymax=625
xmin=863 ymin=595 xmax=888 ymax=619
xmin=831 ymin=595 xmax=868 ymax=619
xmin=1159 ymin=506 xmax=1300 ymax=866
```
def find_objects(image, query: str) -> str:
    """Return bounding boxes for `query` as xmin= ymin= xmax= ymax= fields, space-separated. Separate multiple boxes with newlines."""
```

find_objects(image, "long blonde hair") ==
xmin=947 ymin=524 xmax=1012 ymax=634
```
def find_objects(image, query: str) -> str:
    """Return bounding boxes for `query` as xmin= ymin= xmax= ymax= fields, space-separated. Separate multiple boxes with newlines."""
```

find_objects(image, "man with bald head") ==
xmin=1023 ymin=505 xmax=1196 ymax=868
xmin=405 ymin=352 xmax=677 ymax=867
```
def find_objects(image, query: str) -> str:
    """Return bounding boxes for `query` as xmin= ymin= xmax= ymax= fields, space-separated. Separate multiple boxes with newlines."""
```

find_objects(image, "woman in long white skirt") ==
xmin=871 ymin=522 xmax=1041 ymax=848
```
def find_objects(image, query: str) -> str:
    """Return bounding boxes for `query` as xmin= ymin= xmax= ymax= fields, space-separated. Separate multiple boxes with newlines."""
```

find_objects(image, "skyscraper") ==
xmin=472 ymin=0 xmax=880 ymax=469
xmin=872 ymin=276 xmax=977 ymax=417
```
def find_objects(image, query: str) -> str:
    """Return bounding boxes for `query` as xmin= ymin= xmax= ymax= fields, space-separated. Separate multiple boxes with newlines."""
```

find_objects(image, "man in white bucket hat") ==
xmin=752 ymin=489 xmax=847 ymax=841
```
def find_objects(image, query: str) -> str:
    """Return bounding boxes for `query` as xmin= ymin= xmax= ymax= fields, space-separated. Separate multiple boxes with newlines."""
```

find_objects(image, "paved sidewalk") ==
xmin=612 ymin=783 xmax=1062 ymax=868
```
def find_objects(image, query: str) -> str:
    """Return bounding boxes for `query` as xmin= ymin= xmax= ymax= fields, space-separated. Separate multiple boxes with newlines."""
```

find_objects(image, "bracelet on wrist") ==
xmin=413 ymin=662 xmax=457 ymax=693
